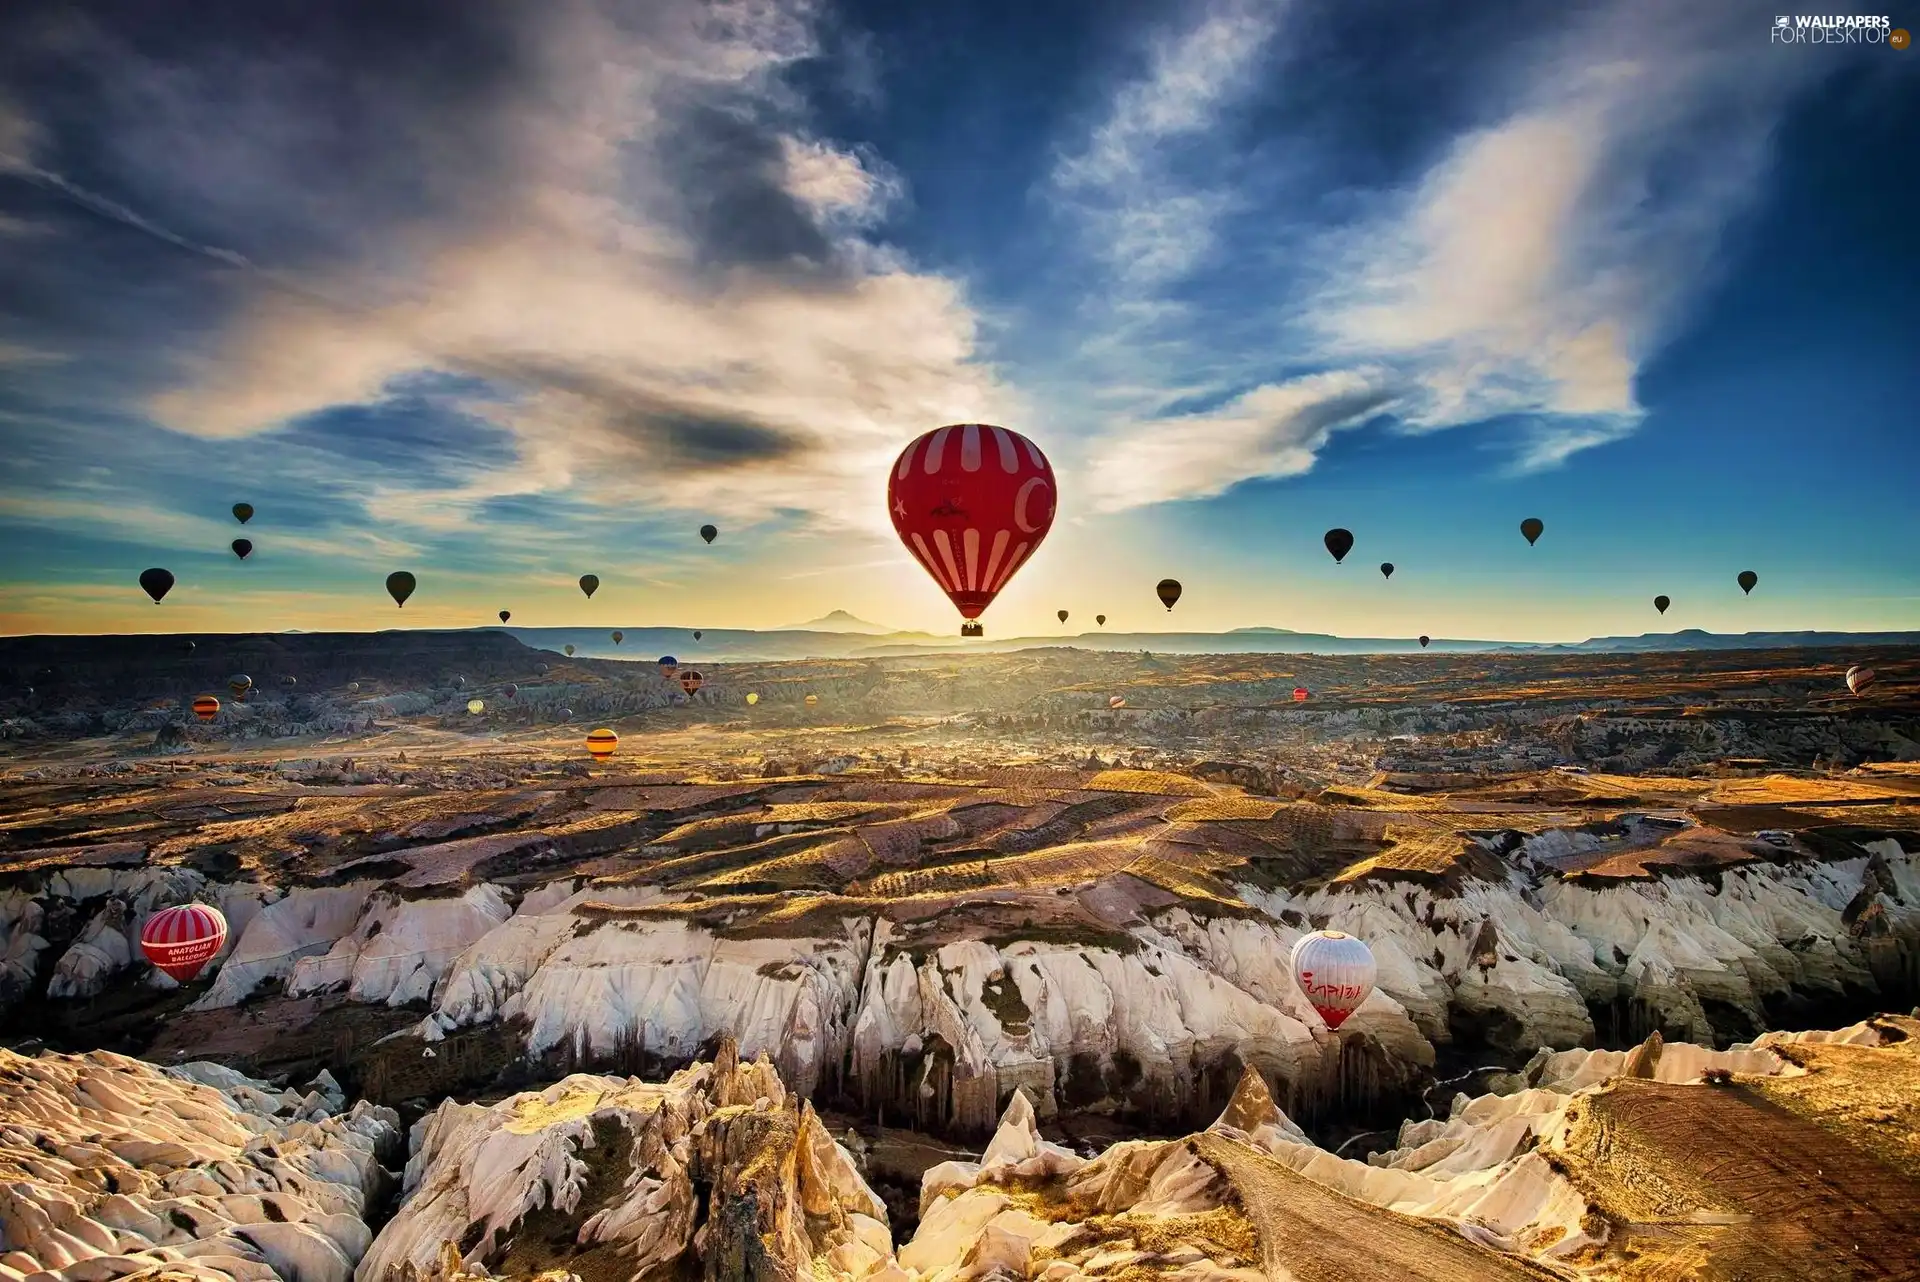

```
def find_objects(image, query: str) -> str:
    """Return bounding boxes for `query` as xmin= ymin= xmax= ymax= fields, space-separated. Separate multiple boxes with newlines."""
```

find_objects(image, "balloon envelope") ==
xmin=141 ymin=904 xmax=228 ymax=983
xmin=888 ymin=424 xmax=1056 ymax=629
xmin=1654 ymin=595 xmax=1670 ymax=614
xmin=232 ymin=539 xmax=252 ymax=560
xmin=499 ymin=610 xmax=511 ymax=623
xmin=228 ymin=674 xmax=251 ymax=696
xmin=1057 ymin=610 xmax=1068 ymax=623
xmin=579 ymin=574 xmax=599 ymax=598
xmin=467 ymin=699 xmax=485 ymax=714
xmin=805 ymin=694 xmax=818 ymax=706
xmin=192 ymin=695 xmax=220 ymax=722
xmin=1846 ymin=665 xmax=1876 ymax=695
xmin=565 ymin=645 xmax=575 ymax=656
xmin=1418 ymin=636 xmax=1430 ymax=648
xmin=1290 ymin=930 xmax=1375 ymax=1030
xmin=612 ymin=631 xmax=623 ymax=644
xmin=700 ymin=524 xmax=717 ymax=544
xmin=1156 ymin=579 xmax=1181 ymax=610
xmin=504 ymin=684 xmax=518 ymax=699
xmin=1379 ymin=562 xmax=1393 ymax=579
xmin=1520 ymin=518 xmax=1544 ymax=545
xmin=232 ymin=503 xmax=253 ymax=524
xmin=659 ymin=656 xmax=678 ymax=674
xmin=387 ymin=571 xmax=416 ymax=607
xmin=586 ymin=728 xmax=618 ymax=759
xmin=1324 ymin=528 xmax=1354 ymax=563
xmin=693 ymin=631 xmax=702 ymax=640
xmin=746 ymin=692 xmax=759 ymax=705
xmin=680 ymin=671 xmax=703 ymax=695
xmin=1109 ymin=695 xmax=1126 ymax=709
xmin=1096 ymin=615 xmax=1106 ymax=625
xmin=139 ymin=568 xmax=174 ymax=604
xmin=1738 ymin=570 xmax=1758 ymax=595
xmin=1292 ymin=687 xmax=1308 ymax=702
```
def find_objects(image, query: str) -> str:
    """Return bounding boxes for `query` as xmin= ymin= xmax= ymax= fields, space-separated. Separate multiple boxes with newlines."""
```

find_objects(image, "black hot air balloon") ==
xmin=499 ymin=610 xmax=511 ymax=623
xmin=1157 ymin=579 xmax=1182 ymax=610
xmin=1379 ymin=562 xmax=1394 ymax=580
xmin=1654 ymin=595 xmax=1670 ymax=615
xmin=140 ymin=568 xmax=174 ymax=604
xmin=579 ymin=574 xmax=599 ymax=599
xmin=281 ymin=675 xmax=297 ymax=689
xmin=1520 ymin=518 xmax=1543 ymax=546
xmin=1418 ymin=635 xmax=1430 ymax=648
xmin=611 ymin=630 xmax=623 ymax=645
xmin=232 ymin=539 xmax=252 ymax=560
xmin=387 ymin=571 xmax=416 ymax=607
xmin=693 ymin=631 xmax=702 ymax=641
xmin=699 ymin=525 xmax=717 ymax=544
xmin=1738 ymin=571 xmax=1757 ymax=595
xmin=1058 ymin=610 xmax=1069 ymax=624
xmin=232 ymin=503 xmax=253 ymax=524
xmin=1324 ymin=529 xmax=1353 ymax=563
xmin=1096 ymin=615 xmax=1106 ymax=626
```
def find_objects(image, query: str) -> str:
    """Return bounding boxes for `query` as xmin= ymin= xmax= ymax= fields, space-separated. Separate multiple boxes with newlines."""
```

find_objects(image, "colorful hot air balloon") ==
xmin=1109 ymin=695 xmax=1126 ymax=709
xmin=805 ymin=694 xmax=819 ymax=707
xmin=1324 ymin=529 xmax=1354 ymax=563
xmin=1738 ymin=570 xmax=1758 ymax=595
xmin=586 ymin=728 xmax=618 ymax=759
xmin=232 ymin=539 xmax=252 ymax=561
xmin=659 ymin=656 xmax=678 ymax=676
xmin=1379 ymin=562 xmax=1394 ymax=580
xmin=499 ymin=610 xmax=511 ymax=623
xmin=680 ymin=671 xmax=703 ymax=696
xmin=579 ymin=574 xmax=599 ymax=599
xmin=232 ymin=503 xmax=253 ymax=525
xmin=1292 ymin=687 xmax=1309 ymax=702
xmin=1096 ymin=615 xmax=1106 ymax=626
xmin=1654 ymin=595 xmax=1670 ymax=615
xmin=140 ymin=568 xmax=174 ymax=604
xmin=467 ymin=698 xmax=485 ymax=714
xmin=192 ymin=695 xmax=220 ymax=722
xmin=1058 ymin=610 xmax=1069 ymax=624
xmin=746 ymin=692 xmax=759 ymax=705
xmin=228 ymin=674 xmax=251 ymax=697
xmin=1157 ymin=579 xmax=1181 ymax=610
xmin=1846 ymin=665 xmax=1876 ymax=696
xmin=1520 ymin=518 xmax=1544 ymax=546
xmin=565 ymin=645 xmax=576 ymax=656
xmin=387 ymin=571 xmax=416 ymax=607
xmin=888 ymin=423 xmax=1055 ymax=636
xmin=140 ymin=904 xmax=228 ymax=983
xmin=611 ymin=631 xmax=623 ymax=645
xmin=1290 ymin=930 xmax=1375 ymax=1031
xmin=1418 ymin=636 xmax=1431 ymax=648
xmin=700 ymin=524 xmax=717 ymax=544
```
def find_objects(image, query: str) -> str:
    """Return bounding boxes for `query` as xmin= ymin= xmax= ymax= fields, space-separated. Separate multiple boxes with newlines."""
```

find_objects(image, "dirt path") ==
xmin=1191 ymin=1132 xmax=1564 ymax=1281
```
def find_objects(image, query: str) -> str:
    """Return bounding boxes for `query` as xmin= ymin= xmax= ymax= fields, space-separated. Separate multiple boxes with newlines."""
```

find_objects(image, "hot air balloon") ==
xmin=1058 ymin=610 xmax=1069 ymax=624
xmin=504 ymin=684 xmax=518 ymax=699
xmin=565 ymin=645 xmax=576 ymax=656
xmin=1738 ymin=571 xmax=1758 ymax=595
xmin=1157 ymin=579 xmax=1181 ymax=610
xmin=1324 ymin=529 xmax=1354 ymax=563
xmin=227 ymin=674 xmax=251 ymax=697
xmin=558 ymin=707 xmax=573 ymax=720
xmin=387 ymin=571 xmax=416 ymax=607
xmin=1292 ymin=687 xmax=1309 ymax=702
xmin=586 ymin=728 xmax=618 ymax=759
xmin=659 ymin=656 xmax=678 ymax=676
xmin=1520 ymin=518 xmax=1543 ymax=546
xmin=499 ymin=610 xmax=512 ymax=623
xmin=700 ymin=524 xmax=717 ymax=544
xmin=232 ymin=539 xmax=252 ymax=561
xmin=536 ymin=664 xmax=549 ymax=675
xmin=280 ymin=675 xmax=297 ymax=689
xmin=1290 ymin=930 xmax=1375 ymax=1031
xmin=1109 ymin=695 xmax=1126 ymax=709
xmin=1096 ymin=615 xmax=1106 ymax=626
xmin=693 ymin=631 xmax=702 ymax=641
xmin=805 ymin=694 xmax=819 ymax=707
xmin=232 ymin=503 xmax=253 ymax=525
xmin=1654 ymin=595 xmax=1670 ymax=615
xmin=1418 ymin=636 xmax=1430 ymax=648
xmin=139 ymin=568 xmax=174 ymax=604
xmin=746 ymin=692 xmax=759 ymax=705
xmin=192 ymin=695 xmax=220 ymax=722
xmin=579 ymin=574 xmax=599 ymax=599
xmin=611 ymin=631 xmax=623 ymax=645
xmin=348 ymin=681 xmax=361 ymax=693
xmin=887 ymin=423 xmax=1055 ymax=636
xmin=680 ymin=671 xmax=703 ymax=696
xmin=182 ymin=639 xmax=196 ymax=654
xmin=452 ymin=675 xmax=466 ymax=689
xmin=467 ymin=698 xmax=485 ymax=714
xmin=1846 ymin=666 xmax=1876 ymax=696
xmin=141 ymin=904 xmax=228 ymax=983
xmin=1379 ymin=562 xmax=1394 ymax=580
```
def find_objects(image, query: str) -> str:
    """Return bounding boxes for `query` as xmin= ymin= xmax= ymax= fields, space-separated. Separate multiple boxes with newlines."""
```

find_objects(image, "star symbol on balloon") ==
xmin=893 ymin=498 xmax=907 ymax=518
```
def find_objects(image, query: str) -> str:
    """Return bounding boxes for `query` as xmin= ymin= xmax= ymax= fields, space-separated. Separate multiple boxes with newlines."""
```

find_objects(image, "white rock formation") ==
xmin=194 ymin=886 xmax=379 ymax=1010
xmin=0 ymin=1048 xmax=400 ymax=1282
xmin=287 ymin=887 xmax=513 ymax=1006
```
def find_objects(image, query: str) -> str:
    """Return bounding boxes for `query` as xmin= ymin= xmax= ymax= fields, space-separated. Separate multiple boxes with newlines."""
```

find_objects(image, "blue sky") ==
xmin=1 ymin=0 xmax=1915 ymax=640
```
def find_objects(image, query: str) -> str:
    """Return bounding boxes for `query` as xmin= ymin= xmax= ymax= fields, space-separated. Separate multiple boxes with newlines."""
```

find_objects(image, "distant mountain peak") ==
xmin=783 ymin=609 xmax=896 ymax=634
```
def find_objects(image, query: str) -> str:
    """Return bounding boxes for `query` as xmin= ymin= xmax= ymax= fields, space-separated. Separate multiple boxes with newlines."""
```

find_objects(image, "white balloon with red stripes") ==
xmin=1289 ymin=929 xmax=1376 ymax=1031
xmin=140 ymin=902 xmax=229 ymax=983
xmin=887 ymin=423 xmax=1056 ymax=635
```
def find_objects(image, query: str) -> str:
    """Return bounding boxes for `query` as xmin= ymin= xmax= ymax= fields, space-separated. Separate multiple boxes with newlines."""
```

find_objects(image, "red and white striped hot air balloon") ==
xmin=1846 ymin=665 xmax=1876 ymax=696
xmin=140 ymin=903 xmax=228 ymax=983
xmin=1290 ymin=930 xmax=1375 ymax=1031
xmin=888 ymin=424 xmax=1056 ymax=636
xmin=1292 ymin=687 xmax=1309 ymax=702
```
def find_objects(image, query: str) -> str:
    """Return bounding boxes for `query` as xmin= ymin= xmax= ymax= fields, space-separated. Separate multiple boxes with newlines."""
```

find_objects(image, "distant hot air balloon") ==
xmin=586 ymin=728 xmax=618 ymax=759
xmin=1096 ymin=615 xmax=1106 ymax=626
xmin=700 ymin=524 xmax=717 ymax=544
xmin=536 ymin=664 xmax=549 ymax=675
xmin=1292 ymin=687 xmax=1308 ymax=702
xmin=1654 ymin=595 xmax=1670 ymax=615
xmin=452 ymin=675 xmax=466 ymax=688
xmin=1058 ymin=610 xmax=1069 ymax=624
xmin=1520 ymin=518 xmax=1544 ymax=546
xmin=565 ymin=645 xmax=576 ymax=657
xmin=1846 ymin=666 xmax=1876 ymax=696
xmin=1379 ymin=562 xmax=1394 ymax=580
xmin=232 ymin=539 xmax=252 ymax=561
xmin=888 ymin=423 xmax=1055 ymax=636
xmin=140 ymin=568 xmax=175 ymax=604
xmin=680 ymin=671 xmax=703 ymax=696
xmin=805 ymin=694 xmax=819 ymax=707
xmin=141 ymin=904 xmax=228 ymax=983
xmin=1738 ymin=571 xmax=1758 ymax=595
xmin=499 ymin=610 xmax=511 ymax=623
xmin=348 ymin=681 xmax=361 ymax=693
xmin=693 ymin=631 xmax=702 ymax=641
xmin=557 ymin=707 xmax=573 ymax=720
xmin=1157 ymin=579 xmax=1181 ymax=610
xmin=504 ymin=684 xmax=518 ymax=699
xmin=467 ymin=698 xmax=485 ymax=714
xmin=746 ymin=692 xmax=759 ymax=705
xmin=227 ymin=674 xmax=251 ymax=697
xmin=1418 ymin=636 xmax=1431 ymax=649
xmin=1324 ymin=529 xmax=1354 ymax=563
xmin=280 ymin=675 xmax=297 ymax=689
xmin=659 ymin=656 xmax=678 ymax=676
xmin=611 ymin=631 xmax=623 ymax=645
xmin=579 ymin=574 xmax=599 ymax=599
xmin=232 ymin=503 xmax=253 ymax=525
xmin=387 ymin=571 xmax=416 ymax=607
xmin=1290 ymin=930 xmax=1375 ymax=1031
xmin=182 ymin=639 xmax=196 ymax=654
xmin=192 ymin=695 xmax=220 ymax=722
xmin=1109 ymin=695 xmax=1126 ymax=709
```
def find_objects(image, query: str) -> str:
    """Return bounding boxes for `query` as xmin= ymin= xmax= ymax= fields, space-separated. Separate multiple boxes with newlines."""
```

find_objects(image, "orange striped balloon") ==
xmin=192 ymin=695 xmax=220 ymax=722
xmin=586 ymin=728 xmax=618 ymax=759
xmin=140 ymin=903 xmax=228 ymax=983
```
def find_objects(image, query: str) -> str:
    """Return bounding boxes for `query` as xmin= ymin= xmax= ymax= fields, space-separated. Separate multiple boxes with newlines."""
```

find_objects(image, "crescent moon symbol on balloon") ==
xmin=1013 ymin=478 xmax=1050 ymax=534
